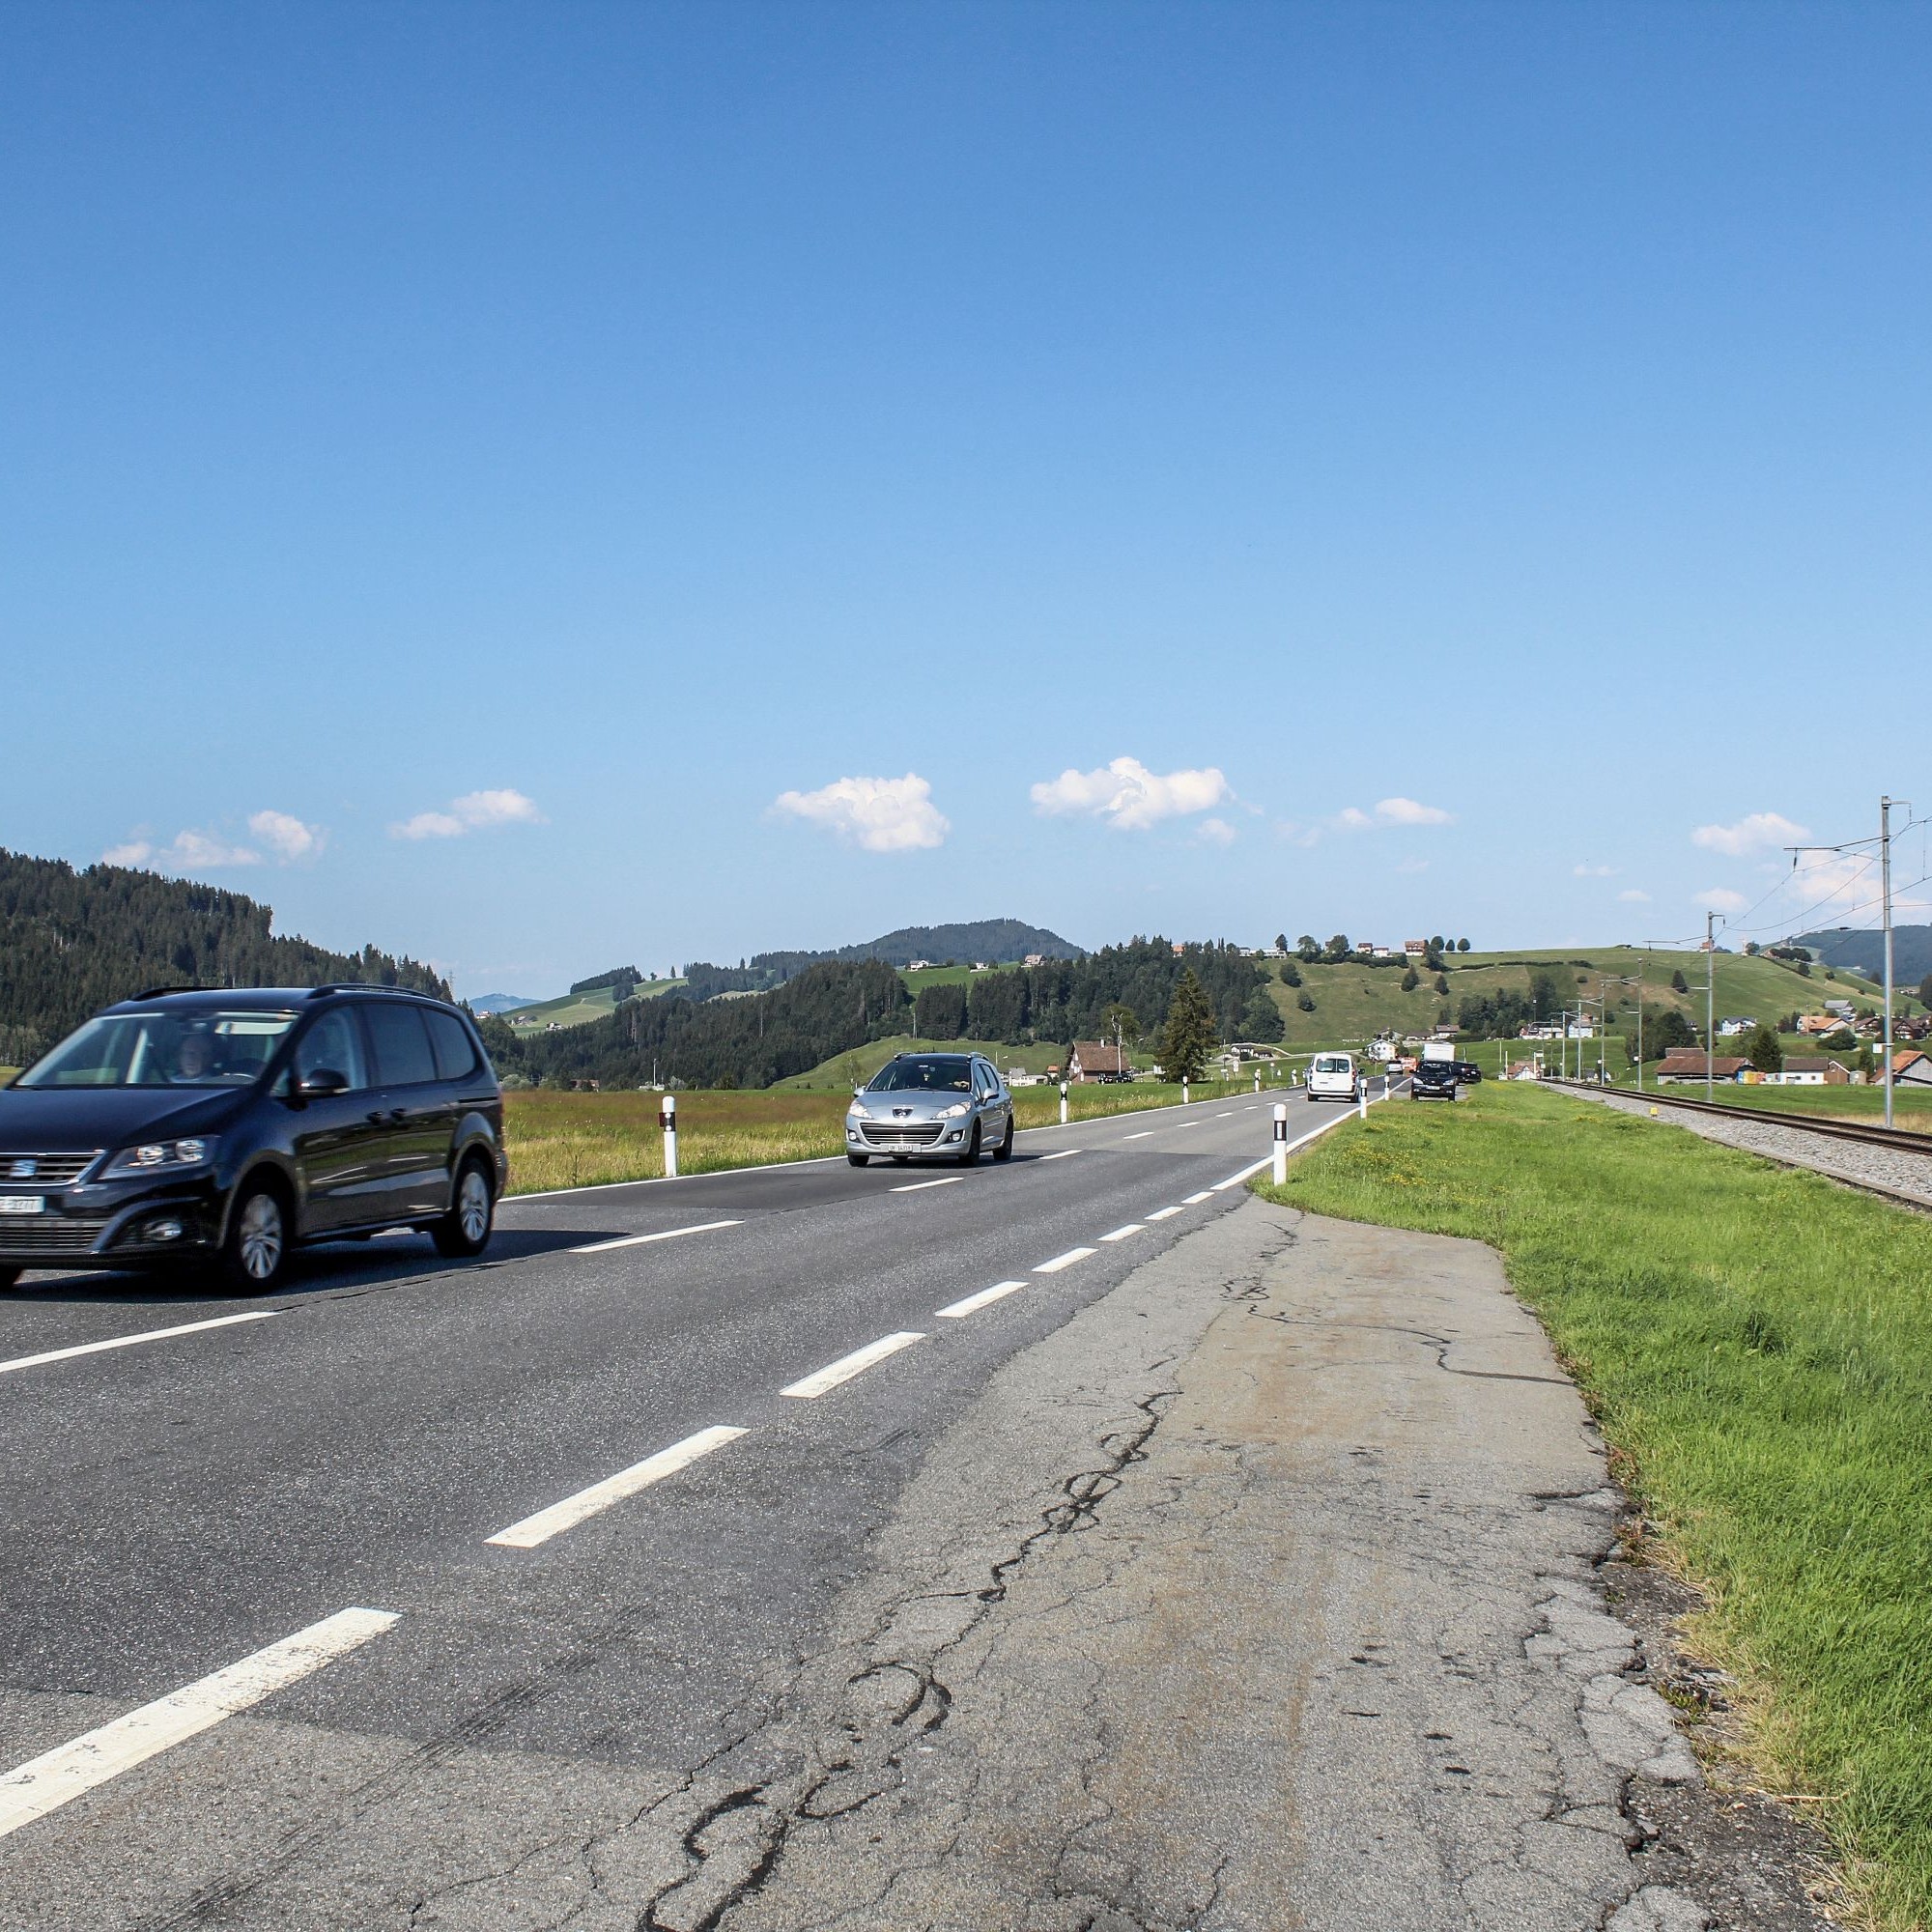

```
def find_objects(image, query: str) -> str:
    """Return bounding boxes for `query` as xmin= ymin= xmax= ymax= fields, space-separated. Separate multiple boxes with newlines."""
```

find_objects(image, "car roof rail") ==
xmin=308 ymin=982 xmax=444 ymax=1002
xmin=130 ymin=984 xmax=205 ymax=1000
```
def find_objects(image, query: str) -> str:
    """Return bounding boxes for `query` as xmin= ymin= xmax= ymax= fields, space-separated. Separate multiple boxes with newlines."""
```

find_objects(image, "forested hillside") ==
xmin=485 ymin=939 xmax=1276 ymax=1090
xmin=1796 ymin=925 xmax=1932 ymax=983
xmin=0 ymin=850 xmax=449 ymax=1064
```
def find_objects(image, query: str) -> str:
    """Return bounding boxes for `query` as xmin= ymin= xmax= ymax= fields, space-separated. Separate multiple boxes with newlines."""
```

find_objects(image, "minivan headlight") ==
xmin=103 ymin=1136 xmax=218 ymax=1179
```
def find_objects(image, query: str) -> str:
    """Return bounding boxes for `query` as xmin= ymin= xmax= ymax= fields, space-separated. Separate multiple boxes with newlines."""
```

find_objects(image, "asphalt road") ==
xmin=0 ymin=1081 xmax=1388 ymax=1929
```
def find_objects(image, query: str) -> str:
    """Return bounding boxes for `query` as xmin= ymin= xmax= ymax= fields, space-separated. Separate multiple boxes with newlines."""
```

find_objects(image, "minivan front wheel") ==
xmin=433 ymin=1158 xmax=495 ymax=1260
xmin=221 ymin=1179 xmax=291 ymax=1294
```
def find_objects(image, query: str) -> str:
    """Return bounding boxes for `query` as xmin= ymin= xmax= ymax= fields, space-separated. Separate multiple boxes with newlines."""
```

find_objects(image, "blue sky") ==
xmin=3 ymin=4 xmax=1925 ymax=996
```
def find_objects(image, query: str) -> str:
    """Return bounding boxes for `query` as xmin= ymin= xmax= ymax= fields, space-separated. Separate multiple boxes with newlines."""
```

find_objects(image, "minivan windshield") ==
xmin=17 ymin=1010 xmax=297 ymax=1090
xmin=1312 ymin=1055 xmax=1350 ymax=1073
xmin=867 ymin=1056 xmax=973 ymax=1094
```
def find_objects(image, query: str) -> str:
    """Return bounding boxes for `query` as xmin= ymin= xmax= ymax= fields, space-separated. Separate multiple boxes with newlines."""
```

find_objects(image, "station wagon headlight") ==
xmin=103 ymin=1136 xmax=218 ymax=1179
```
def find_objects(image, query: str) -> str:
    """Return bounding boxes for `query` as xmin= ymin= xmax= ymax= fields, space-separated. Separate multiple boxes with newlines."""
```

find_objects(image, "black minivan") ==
xmin=0 ymin=986 xmax=507 ymax=1293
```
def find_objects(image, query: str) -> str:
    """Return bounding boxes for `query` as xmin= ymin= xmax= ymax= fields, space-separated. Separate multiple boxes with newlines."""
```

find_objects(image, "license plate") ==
xmin=0 ymin=1196 xmax=44 ymax=1215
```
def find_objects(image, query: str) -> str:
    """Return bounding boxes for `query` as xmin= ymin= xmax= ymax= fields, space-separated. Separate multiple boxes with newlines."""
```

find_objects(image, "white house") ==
xmin=1717 ymin=1016 xmax=1756 ymax=1037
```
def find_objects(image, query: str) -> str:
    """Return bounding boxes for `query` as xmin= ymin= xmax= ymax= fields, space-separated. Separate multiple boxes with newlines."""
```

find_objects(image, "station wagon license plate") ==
xmin=0 ymin=1196 xmax=44 ymax=1215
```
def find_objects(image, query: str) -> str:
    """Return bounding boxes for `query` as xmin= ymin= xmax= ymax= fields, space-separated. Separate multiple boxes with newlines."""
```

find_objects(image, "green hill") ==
xmin=1795 ymin=925 xmax=1932 ymax=985
xmin=499 ymin=978 xmax=686 ymax=1032
xmin=1256 ymin=944 xmax=1916 ymax=1049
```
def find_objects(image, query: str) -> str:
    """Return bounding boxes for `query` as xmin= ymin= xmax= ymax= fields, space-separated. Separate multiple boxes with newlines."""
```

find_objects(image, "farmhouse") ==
xmin=1716 ymin=1016 xmax=1756 ymax=1037
xmin=1654 ymin=1051 xmax=1750 ymax=1085
xmin=1404 ymin=939 xmax=1429 ymax=957
xmin=1770 ymin=1056 xmax=1851 ymax=1087
xmin=1066 ymin=1040 xmax=1130 ymax=1082
xmin=1892 ymin=1050 xmax=1932 ymax=1088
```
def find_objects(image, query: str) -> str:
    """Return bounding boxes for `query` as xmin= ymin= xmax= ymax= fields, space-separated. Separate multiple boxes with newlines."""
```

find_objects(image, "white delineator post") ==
xmin=1059 ymin=1079 xmax=1068 ymax=1126
xmin=660 ymin=1092 xmax=678 ymax=1179
xmin=1272 ymin=1102 xmax=1289 ymax=1185
xmin=1182 ymin=1076 xmax=1190 ymax=1106
xmin=1254 ymin=1069 xmax=1261 ymax=1094
xmin=1357 ymin=1077 xmax=1368 ymax=1121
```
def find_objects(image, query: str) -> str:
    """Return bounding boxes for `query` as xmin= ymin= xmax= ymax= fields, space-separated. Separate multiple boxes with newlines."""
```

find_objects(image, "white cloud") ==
xmin=1618 ymin=888 xmax=1651 ymax=903
xmin=1195 ymin=816 xmax=1236 ymax=847
xmin=392 ymin=787 xmax=545 ymax=840
xmin=1396 ymin=857 xmax=1430 ymax=874
xmin=1332 ymin=807 xmax=1376 ymax=833
xmin=103 ymin=828 xmax=262 ymax=870
xmin=1695 ymin=887 xmax=1749 ymax=914
xmin=772 ymin=773 xmax=949 ymax=852
xmin=1574 ymin=863 xmax=1617 ymax=878
xmin=1690 ymin=811 xmax=1807 ymax=858
xmin=1029 ymin=756 xmax=1231 ymax=831
xmin=1372 ymin=796 xmax=1454 ymax=828
xmin=103 ymin=840 xmax=154 ymax=867
xmin=247 ymin=810 xmax=325 ymax=863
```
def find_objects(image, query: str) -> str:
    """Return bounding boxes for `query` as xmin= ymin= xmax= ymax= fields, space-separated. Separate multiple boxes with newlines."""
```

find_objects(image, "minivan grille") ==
xmin=0 ymin=1219 xmax=107 ymax=1256
xmin=0 ymin=1151 xmax=100 ymax=1187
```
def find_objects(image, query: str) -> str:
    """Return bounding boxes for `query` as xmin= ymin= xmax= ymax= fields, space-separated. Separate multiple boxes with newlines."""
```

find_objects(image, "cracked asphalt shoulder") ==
xmin=642 ymin=1198 xmax=1834 ymax=1932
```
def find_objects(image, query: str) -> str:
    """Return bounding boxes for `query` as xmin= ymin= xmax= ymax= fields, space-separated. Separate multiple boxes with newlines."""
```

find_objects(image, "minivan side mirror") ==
xmin=297 ymin=1068 xmax=349 ymax=1098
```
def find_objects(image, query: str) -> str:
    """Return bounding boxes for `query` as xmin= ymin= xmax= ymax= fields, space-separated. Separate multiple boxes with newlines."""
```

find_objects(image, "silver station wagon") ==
xmin=845 ymin=1052 xmax=1015 ymax=1167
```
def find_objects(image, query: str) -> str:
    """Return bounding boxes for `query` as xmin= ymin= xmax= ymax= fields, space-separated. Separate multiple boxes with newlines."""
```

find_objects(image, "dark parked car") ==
xmin=0 ymin=986 xmax=507 ymax=1293
xmin=1411 ymin=1060 xmax=1459 ymax=1101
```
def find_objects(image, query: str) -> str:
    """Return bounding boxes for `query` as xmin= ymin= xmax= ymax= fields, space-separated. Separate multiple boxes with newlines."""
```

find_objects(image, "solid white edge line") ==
xmin=1211 ymin=1156 xmax=1275 ymax=1191
xmin=0 ymin=1310 xmax=276 ymax=1378
xmin=0 ymin=1606 xmax=398 ymax=1840
xmin=1037 ymin=1149 xmax=1081 ymax=1161
xmin=1146 ymin=1205 xmax=1185 ymax=1221
xmin=1182 ymin=1191 xmax=1214 ymax=1205
xmin=1098 ymin=1224 xmax=1144 ymax=1242
xmin=892 ymin=1175 xmax=963 ymax=1193
xmin=487 ymin=1426 xmax=748 ymax=1548
xmin=571 ymin=1219 xmax=743 ymax=1255
xmin=1033 ymin=1245 xmax=1097 ymax=1274
xmin=782 ymin=1331 xmax=924 ymax=1399
xmin=935 ymin=1280 xmax=1028 ymax=1320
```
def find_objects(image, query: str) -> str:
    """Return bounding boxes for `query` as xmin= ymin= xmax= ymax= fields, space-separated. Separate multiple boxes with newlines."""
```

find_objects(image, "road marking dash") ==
xmin=936 ymin=1281 xmax=1027 ymax=1320
xmin=0 ymin=1607 xmax=398 ymax=1840
xmin=0 ymin=1311 xmax=275 ymax=1378
xmin=1176 ymin=1121 xmax=1200 ymax=1129
xmin=1037 ymin=1149 xmax=1082 ymax=1162
xmin=1215 ymin=1111 xmax=1235 ymax=1119
xmin=1183 ymin=1191 xmax=1214 ymax=1205
xmin=1099 ymin=1224 xmax=1144 ymax=1242
xmin=1033 ymin=1246 xmax=1096 ymax=1274
xmin=1120 ymin=1131 xmax=1154 ymax=1141
xmin=892 ymin=1175 xmax=963 ymax=1193
xmin=488 ymin=1426 xmax=747 ymax=1548
xmin=782 ymin=1332 xmax=924 ymax=1399
xmin=572 ymin=1219 xmax=741 ymax=1255
xmin=1146 ymin=1206 xmax=1185 ymax=1221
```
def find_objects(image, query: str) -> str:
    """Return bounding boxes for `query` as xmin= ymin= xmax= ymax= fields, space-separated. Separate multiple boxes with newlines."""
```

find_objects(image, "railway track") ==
xmin=1550 ymin=1080 xmax=1932 ymax=1153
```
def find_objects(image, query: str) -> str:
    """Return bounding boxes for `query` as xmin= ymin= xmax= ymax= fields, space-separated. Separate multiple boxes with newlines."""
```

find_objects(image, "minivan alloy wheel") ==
xmin=237 ymin=1192 xmax=284 ymax=1282
xmin=458 ymin=1167 xmax=490 ymax=1244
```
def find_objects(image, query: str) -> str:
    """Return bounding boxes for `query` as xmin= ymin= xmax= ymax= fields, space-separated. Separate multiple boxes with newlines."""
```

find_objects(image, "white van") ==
xmin=1305 ymin=1051 xmax=1360 ymax=1102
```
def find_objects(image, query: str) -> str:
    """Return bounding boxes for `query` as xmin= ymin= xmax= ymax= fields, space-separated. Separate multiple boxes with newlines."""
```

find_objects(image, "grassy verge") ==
xmin=1256 ymin=1083 xmax=1932 ymax=1928
xmin=504 ymin=1074 xmax=1280 ymax=1194
xmin=1605 ymin=1079 xmax=1932 ymax=1136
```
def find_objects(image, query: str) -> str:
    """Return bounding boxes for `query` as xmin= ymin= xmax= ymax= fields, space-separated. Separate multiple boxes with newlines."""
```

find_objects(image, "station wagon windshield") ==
xmin=17 ymin=1011 xmax=298 ymax=1089
xmin=867 ymin=1057 xmax=973 ymax=1094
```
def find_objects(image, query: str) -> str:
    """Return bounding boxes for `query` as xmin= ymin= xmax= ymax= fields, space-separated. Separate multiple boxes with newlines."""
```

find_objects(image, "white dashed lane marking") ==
xmin=1098 ymin=1225 xmax=1143 ymax=1243
xmin=892 ymin=1175 xmax=963 ymax=1193
xmin=782 ymin=1332 xmax=925 ymax=1399
xmin=1033 ymin=1246 xmax=1097 ymax=1274
xmin=1037 ymin=1150 xmax=1081 ymax=1162
xmin=487 ymin=1427 xmax=749 ymax=1549
xmin=935 ymin=1281 xmax=1028 ymax=1320
xmin=0 ymin=1608 xmax=398 ymax=1840
xmin=0 ymin=1310 xmax=275 ymax=1378
xmin=1121 ymin=1131 xmax=1153 ymax=1141
xmin=1146 ymin=1206 xmax=1185 ymax=1221
xmin=573 ymin=1220 xmax=742 ymax=1255
xmin=1183 ymin=1191 xmax=1214 ymax=1206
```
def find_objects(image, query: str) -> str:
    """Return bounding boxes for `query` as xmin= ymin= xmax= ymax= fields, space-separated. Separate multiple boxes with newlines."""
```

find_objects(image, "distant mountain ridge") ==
xmin=469 ymin=992 xmax=545 ymax=1014
xmin=1793 ymin=925 xmax=1932 ymax=984
xmin=753 ymin=919 xmax=1083 ymax=977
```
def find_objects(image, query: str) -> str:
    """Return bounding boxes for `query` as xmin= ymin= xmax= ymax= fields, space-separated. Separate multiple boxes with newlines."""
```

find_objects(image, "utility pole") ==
xmin=1882 ymin=795 xmax=1895 ymax=1129
xmin=1705 ymin=911 xmax=1717 ymax=1100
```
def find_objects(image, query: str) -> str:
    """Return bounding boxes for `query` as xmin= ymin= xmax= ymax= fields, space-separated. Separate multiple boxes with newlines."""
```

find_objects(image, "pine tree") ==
xmin=1159 ymin=967 xmax=1218 ymax=1082
xmin=1745 ymin=1023 xmax=1783 ymax=1074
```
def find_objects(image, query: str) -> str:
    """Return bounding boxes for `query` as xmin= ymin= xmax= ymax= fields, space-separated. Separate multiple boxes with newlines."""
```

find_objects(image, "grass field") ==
xmin=1257 ymin=1083 xmax=1932 ymax=1928
xmin=503 ymin=1070 xmax=1283 ymax=1193
xmin=1258 ymin=944 xmax=1917 ymax=1050
xmin=498 ymin=978 xmax=686 ymax=1032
